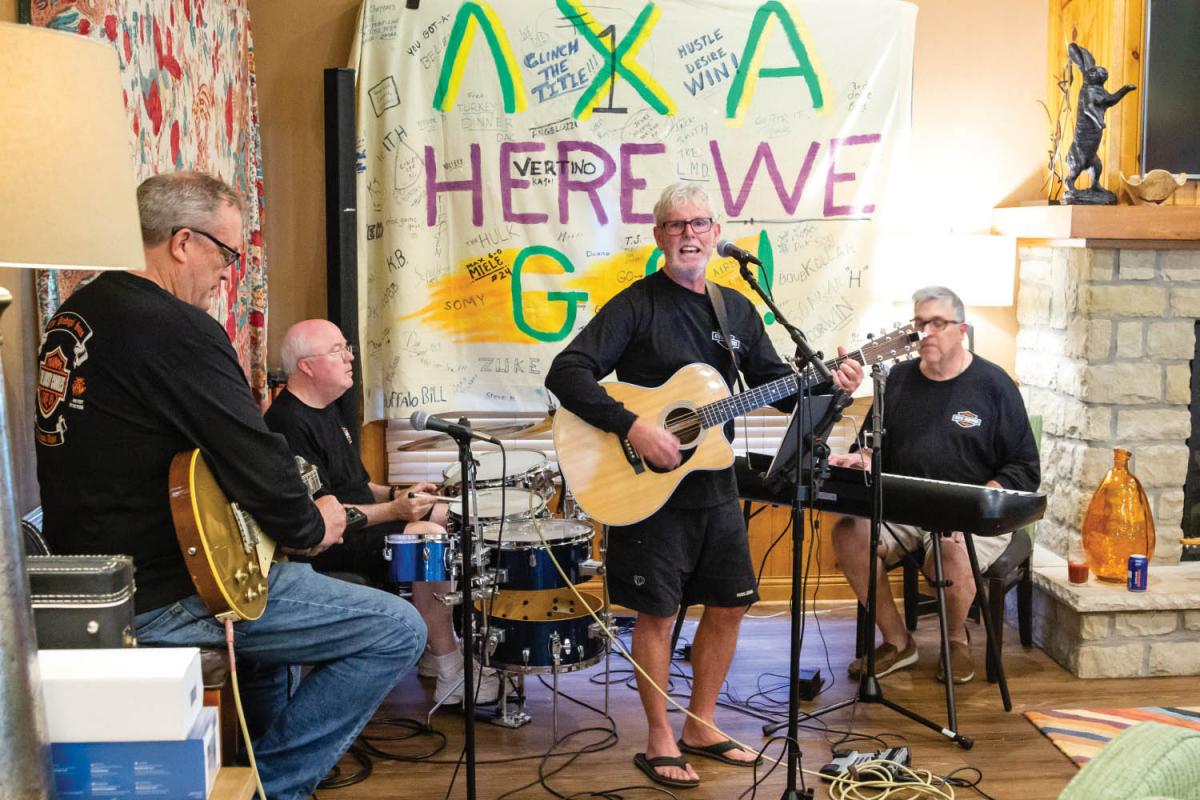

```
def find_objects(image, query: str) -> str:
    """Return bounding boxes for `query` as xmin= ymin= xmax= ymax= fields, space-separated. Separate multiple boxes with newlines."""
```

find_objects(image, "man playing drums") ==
xmin=265 ymin=319 xmax=503 ymax=704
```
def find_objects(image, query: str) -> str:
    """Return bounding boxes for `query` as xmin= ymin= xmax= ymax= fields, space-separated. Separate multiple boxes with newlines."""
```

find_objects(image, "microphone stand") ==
xmin=775 ymin=365 xmax=974 ymax=750
xmin=736 ymin=259 xmax=843 ymax=800
xmin=453 ymin=433 xmax=480 ymax=800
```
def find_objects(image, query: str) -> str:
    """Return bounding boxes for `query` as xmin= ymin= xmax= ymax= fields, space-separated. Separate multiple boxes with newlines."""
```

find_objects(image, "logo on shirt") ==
xmin=36 ymin=311 xmax=93 ymax=447
xmin=341 ymin=426 xmax=353 ymax=446
xmin=951 ymin=410 xmax=983 ymax=429
xmin=711 ymin=331 xmax=742 ymax=351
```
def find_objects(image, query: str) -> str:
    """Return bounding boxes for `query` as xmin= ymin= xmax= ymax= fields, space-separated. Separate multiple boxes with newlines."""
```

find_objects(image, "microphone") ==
xmin=716 ymin=239 xmax=762 ymax=266
xmin=410 ymin=411 xmax=501 ymax=445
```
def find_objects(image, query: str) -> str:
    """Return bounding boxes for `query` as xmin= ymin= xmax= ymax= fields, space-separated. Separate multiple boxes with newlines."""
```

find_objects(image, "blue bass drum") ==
xmin=481 ymin=589 xmax=605 ymax=674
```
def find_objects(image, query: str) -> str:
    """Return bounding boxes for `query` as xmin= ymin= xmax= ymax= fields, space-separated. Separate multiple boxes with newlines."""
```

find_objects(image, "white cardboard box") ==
xmin=39 ymin=647 xmax=203 ymax=743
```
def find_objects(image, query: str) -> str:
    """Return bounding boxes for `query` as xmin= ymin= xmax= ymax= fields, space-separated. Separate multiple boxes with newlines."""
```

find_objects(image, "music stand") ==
xmin=765 ymin=395 xmax=836 ymax=483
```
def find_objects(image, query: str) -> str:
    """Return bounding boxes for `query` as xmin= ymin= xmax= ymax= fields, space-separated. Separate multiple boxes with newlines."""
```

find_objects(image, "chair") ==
xmin=856 ymin=414 xmax=1042 ymax=684
xmin=1058 ymin=722 xmax=1200 ymax=800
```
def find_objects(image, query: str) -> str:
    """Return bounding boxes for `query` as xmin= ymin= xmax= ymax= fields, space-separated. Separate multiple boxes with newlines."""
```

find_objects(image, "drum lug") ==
xmin=485 ymin=628 xmax=505 ymax=656
xmin=562 ymin=637 xmax=573 ymax=657
xmin=439 ymin=590 xmax=463 ymax=607
xmin=579 ymin=558 xmax=604 ymax=578
xmin=521 ymin=647 xmax=531 ymax=665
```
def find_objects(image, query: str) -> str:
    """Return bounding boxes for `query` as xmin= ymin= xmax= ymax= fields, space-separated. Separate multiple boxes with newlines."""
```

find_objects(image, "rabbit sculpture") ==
xmin=1063 ymin=43 xmax=1136 ymax=204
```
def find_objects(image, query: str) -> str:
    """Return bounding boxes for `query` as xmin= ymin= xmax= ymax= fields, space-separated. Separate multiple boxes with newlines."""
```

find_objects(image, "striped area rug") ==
xmin=1025 ymin=707 xmax=1200 ymax=766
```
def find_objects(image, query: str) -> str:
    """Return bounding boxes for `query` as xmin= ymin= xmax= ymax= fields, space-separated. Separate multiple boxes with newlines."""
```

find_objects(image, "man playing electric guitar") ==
xmin=545 ymin=183 xmax=863 ymax=789
xmin=35 ymin=172 xmax=426 ymax=800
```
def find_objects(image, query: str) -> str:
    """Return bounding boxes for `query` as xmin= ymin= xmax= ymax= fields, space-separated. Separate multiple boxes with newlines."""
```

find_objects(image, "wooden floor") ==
xmin=316 ymin=603 xmax=1196 ymax=800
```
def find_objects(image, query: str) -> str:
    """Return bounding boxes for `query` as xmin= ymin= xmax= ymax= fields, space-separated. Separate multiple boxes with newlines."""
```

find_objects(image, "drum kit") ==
xmin=387 ymin=419 xmax=614 ymax=730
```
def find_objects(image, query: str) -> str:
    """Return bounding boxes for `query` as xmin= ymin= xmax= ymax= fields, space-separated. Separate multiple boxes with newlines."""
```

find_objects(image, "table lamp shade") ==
xmin=0 ymin=22 xmax=144 ymax=272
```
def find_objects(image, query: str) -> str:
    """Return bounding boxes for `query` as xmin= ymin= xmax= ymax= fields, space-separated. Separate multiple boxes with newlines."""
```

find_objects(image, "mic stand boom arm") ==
xmin=738 ymin=262 xmax=832 ymax=385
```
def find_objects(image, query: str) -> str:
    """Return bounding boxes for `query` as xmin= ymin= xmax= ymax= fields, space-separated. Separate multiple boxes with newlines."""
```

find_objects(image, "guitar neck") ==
xmin=696 ymin=350 xmax=867 ymax=429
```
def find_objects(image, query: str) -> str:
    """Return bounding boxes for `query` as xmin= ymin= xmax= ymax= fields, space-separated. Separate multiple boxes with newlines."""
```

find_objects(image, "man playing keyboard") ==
xmin=829 ymin=286 xmax=1039 ymax=683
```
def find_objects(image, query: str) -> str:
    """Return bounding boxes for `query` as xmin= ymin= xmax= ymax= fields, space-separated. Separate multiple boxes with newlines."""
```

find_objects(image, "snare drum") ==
xmin=482 ymin=520 xmax=594 ymax=591
xmin=383 ymin=533 xmax=453 ymax=583
xmin=448 ymin=487 xmax=546 ymax=532
xmin=481 ymin=589 xmax=605 ymax=674
xmin=443 ymin=450 xmax=555 ymax=497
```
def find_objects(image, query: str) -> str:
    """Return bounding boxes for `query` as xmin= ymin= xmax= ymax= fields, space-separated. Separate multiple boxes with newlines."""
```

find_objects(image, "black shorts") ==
xmin=605 ymin=500 xmax=759 ymax=618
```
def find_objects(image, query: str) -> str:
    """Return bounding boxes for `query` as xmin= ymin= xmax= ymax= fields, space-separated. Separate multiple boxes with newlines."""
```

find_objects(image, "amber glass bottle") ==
xmin=1081 ymin=448 xmax=1155 ymax=582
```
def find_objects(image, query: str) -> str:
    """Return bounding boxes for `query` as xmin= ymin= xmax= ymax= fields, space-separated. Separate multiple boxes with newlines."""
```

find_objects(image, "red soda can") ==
xmin=1127 ymin=554 xmax=1149 ymax=591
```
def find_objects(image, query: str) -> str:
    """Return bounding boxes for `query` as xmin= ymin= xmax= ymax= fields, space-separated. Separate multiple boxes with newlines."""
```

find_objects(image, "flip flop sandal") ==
xmin=677 ymin=738 xmax=764 ymax=767
xmin=633 ymin=752 xmax=700 ymax=789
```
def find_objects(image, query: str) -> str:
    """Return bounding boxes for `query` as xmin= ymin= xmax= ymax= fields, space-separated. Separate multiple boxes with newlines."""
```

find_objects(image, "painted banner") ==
xmin=355 ymin=0 xmax=916 ymax=421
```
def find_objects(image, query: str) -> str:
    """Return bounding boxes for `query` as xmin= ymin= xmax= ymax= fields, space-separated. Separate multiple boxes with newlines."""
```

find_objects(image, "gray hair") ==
xmin=912 ymin=285 xmax=965 ymax=322
xmin=279 ymin=325 xmax=312 ymax=377
xmin=652 ymin=182 xmax=716 ymax=226
xmin=137 ymin=171 xmax=244 ymax=245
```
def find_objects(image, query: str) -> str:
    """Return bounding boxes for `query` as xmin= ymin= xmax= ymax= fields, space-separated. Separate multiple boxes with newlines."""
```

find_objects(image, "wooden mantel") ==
xmin=992 ymin=205 xmax=1200 ymax=249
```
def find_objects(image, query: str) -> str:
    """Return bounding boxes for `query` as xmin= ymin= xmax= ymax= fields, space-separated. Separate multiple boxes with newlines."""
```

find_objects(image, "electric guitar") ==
xmin=553 ymin=326 xmax=920 ymax=527
xmin=168 ymin=449 xmax=322 ymax=622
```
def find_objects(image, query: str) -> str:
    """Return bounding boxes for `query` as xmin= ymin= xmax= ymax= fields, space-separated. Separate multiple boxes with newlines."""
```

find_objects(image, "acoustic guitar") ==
xmin=553 ymin=326 xmax=919 ymax=527
xmin=168 ymin=449 xmax=321 ymax=622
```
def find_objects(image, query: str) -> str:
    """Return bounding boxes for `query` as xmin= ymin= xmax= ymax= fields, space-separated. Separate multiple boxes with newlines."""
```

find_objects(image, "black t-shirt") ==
xmin=545 ymin=269 xmax=797 ymax=508
xmin=264 ymin=389 xmax=374 ymax=506
xmin=35 ymin=272 xmax=324 ymax=614
xmin=875 ymin=356 xmax=1040 ymax=491
xmin=264 ymin=388 xmax=402 ymax=581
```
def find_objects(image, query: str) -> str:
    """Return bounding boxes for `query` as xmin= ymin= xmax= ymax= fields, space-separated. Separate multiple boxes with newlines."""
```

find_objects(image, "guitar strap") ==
xmin=706 ymin=280 xmax=746 ymax=393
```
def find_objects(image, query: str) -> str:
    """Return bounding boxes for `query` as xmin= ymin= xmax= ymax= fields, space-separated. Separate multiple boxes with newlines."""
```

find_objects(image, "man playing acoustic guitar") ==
xmin=546 ymin=183 xmax=863 ymax=789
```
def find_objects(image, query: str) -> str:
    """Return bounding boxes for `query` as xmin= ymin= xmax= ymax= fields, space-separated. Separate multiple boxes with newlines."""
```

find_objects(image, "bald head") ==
xmin=281 ymin=319 xmax=342 ymax=376
xmin=278 ymin=319 xmax=356 ymax=408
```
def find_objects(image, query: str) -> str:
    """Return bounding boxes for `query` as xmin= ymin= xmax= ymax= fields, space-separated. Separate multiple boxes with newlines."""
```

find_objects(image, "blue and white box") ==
xmin=51 ymin=706 xmax=220 ymax=799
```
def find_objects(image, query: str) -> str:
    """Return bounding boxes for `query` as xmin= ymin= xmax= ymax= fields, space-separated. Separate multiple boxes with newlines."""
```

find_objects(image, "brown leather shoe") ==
xmin=848 ymin=638 xmax=918 ymax=679
xmin=936 ymin=641 xmax=975 ymax=684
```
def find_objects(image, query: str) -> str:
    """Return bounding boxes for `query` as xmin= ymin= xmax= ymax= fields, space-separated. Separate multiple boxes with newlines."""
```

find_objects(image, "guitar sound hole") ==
xmin=664 ymin=407 xmax=701 ymax=446
xmin=644 ymin=407 xmax=701 ymax=475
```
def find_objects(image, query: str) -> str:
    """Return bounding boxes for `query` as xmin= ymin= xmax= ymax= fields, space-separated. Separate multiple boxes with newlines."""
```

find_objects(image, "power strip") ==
xmin=819 ymin=746 xmax=911 ymax=782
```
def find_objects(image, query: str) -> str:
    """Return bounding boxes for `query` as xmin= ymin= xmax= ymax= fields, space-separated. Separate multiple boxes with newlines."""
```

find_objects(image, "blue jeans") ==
xmin=134 ymin=562 xmax=426 ymax=800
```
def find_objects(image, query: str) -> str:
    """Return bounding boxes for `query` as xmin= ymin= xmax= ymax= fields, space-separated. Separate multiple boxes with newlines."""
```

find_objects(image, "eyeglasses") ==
xmin=172 ymin=226 xmax=242 ymax=268
xmin=300 ymin=343 xmax=355 ymax=361
xmin=659 ymin=217 xmax=714 ymax=235
xmin=912 ymin=316 xmax=963 ymax=333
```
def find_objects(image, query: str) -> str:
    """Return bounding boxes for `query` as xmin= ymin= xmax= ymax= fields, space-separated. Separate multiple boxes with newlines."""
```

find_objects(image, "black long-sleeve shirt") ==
xmin=35 ymin=271 xmax=324 ymax=613
xmin=871 ymin=356 xmax=1040 ymax=492
xmin=545 ymin=269 xmax=797 ymax=508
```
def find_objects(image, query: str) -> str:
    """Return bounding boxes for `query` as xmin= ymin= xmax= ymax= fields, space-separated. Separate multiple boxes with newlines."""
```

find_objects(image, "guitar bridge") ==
xmin=619 ymin=437 xmax=645 ymax=474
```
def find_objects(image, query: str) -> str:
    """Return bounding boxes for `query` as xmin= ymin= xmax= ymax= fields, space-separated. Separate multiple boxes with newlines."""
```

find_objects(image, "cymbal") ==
xmin=396 ymin=415 xmax=553 ymax=451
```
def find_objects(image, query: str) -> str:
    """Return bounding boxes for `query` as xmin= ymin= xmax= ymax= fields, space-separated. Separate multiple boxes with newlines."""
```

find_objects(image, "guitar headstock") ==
xmin=859 ymin=323 xmax=921 ymax=366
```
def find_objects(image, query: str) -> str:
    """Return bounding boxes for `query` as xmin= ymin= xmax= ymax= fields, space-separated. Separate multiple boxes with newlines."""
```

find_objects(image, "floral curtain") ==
xmin=22 ymin=0 xmax=270 ymax=401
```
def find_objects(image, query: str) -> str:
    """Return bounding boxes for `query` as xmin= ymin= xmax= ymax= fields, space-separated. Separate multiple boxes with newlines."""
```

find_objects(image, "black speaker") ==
xmin=324 ymin=67 xmax=362 ymax=441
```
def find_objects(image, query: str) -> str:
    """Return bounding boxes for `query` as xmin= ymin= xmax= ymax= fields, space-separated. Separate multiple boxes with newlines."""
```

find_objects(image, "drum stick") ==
xmin=407 ymin=491 xmax=456 ymax=502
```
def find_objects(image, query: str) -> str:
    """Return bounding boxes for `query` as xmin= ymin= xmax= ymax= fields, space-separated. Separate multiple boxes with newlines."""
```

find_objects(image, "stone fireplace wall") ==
xmin=1015 ymin=246 xmax=1200 ymax=563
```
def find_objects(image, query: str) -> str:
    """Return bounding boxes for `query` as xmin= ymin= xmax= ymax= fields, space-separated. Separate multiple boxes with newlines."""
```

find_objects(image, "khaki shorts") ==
xmin=880 ymin=523 xmax=1011 ymax=575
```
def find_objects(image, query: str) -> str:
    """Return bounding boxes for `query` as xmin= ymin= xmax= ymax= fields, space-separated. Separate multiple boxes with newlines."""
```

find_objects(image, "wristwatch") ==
xmin=344 ymin=505 xmax=368 ymax=532
xmin=388 ymin=485 xmax=398 ymax=501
